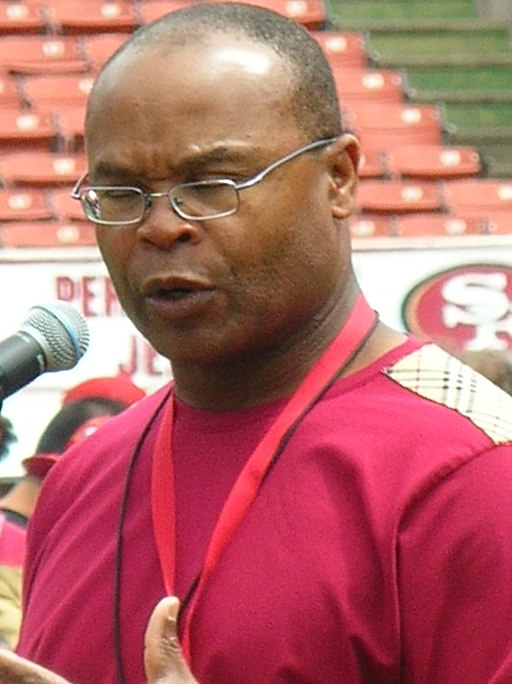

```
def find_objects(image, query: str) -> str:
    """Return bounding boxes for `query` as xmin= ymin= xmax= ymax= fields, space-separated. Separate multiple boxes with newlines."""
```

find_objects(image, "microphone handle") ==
xmin=0 ymin=332 xmax=46 ymax=402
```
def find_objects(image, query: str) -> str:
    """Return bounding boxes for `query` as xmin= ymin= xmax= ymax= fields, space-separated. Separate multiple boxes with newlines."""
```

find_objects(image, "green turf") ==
xmin=328 ymin=0 xmax=477 ymax=22
xmin=444 ymin=101 xmax=512 ymax=128
xmin=404 ymin=65 xmax=512 ymax=93
xmin=366 ymin=28 xmax=511 ymax=60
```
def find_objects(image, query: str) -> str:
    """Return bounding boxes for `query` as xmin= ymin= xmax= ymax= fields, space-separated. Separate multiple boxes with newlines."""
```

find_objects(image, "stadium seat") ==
xmin=345 ymin=102 xmax=444 ymax=150
xmin=332 ymin=66 xmax=404 ymax=103
xmin=356 ymin=180 xmax=444 ymax=214
xmin=443 ymin=179 xmax=512 ymax=217
xmin=19 ymin=73 xmax=95 ymax=107
xmin=0 ymin=71 xmax=23 ymax=106
xmin=47 ymin=104 xmax=86 ymax=150
xmin=80 ymin=33 xmax=131 ymax=70
xmin=44 ymin=0 xmax=139 ymax=34
xmin=0 ymin=108 xmax=58 ymax=149
xmin=0 ymin=150 xmax=86 ymax=187
xmin=200 ymin=0 xmax=327 ymax=29
xmin=310 ymin=31 xmax=369 ymax=67
xmin=386 ymin=144 xmax=481 ymax=180
xmin=392 ymin=213 xmax=485 ymax=238
xmin=349 ymin=214 xmax=393 ymax=239
xmin=358 ymin=149 xmax=387 ymax=179
xmin=484 ymin=214 xmax=512 ymax=235
xmin=0 ymin=2 xmax=46 ymax=35
xmin=0 ymin=35 xmax=87 ymax=74
xmin=0 ymin=219 xmax=97 ymax=248
xmin=137 ymin=0 xmax=201 ymax=23
xmin=48 ymin=187 xmax=87 ymax=221
xmin=0 ymin=188 xmax=53 ymax=221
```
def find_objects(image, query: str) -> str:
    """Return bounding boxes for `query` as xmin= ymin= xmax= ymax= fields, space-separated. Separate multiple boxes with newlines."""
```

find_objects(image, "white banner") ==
xmin=1 ymin=237 xmax=511 ymax=475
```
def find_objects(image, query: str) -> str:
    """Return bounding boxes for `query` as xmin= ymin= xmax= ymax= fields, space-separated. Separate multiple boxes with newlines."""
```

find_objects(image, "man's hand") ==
xmin=0 ymin=596 xmax=199 ymax=684
xmin=144 ymin=596 xmax=199 ymax=683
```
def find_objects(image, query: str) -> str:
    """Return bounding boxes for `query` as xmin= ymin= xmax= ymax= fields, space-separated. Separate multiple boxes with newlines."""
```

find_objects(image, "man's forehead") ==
xmin=104 ymin=29 xmax=288 ymax=82
xmin=91 ymin=33 xmax=290 ymax=112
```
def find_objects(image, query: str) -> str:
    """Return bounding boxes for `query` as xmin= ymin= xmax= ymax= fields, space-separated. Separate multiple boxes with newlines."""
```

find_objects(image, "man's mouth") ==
xmin=156 ymin=288 xmax=194 ymax=300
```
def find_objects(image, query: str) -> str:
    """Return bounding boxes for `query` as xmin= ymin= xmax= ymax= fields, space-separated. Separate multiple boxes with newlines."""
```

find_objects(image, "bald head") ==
xmin=92 ymin=2 xmax=342 ymax=141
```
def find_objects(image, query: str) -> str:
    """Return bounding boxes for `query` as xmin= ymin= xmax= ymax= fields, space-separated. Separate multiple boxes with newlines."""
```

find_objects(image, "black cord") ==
xmin=113 ymin=390 xmax=171 ymax=684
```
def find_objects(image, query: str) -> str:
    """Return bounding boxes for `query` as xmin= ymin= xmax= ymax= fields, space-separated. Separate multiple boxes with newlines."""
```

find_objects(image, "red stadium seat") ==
xmin=358 ymin=149 xmax=387 ymax=179
xmin=81 ymin=33 xmax=131 ymax=70
xmin=386 ymin=144 xmax=481 ymax=180
xmin=0 ymin=2 xmax=46 ymax=35
xmin=345 ymin=102 xmax=444 ymax=151
xmin=48 ymin=187 xmax=87 ymax=221
xmin=0 ymin=36 xmax=87 ymax=75
xmin=0 ymin=150 xmax=86 ymax=187
xmin=349 ymin=214 xmax=394 ymax=239
xmin=47 ymin=104 xmax=86 ymax=150
xmin=0 ymin=71 xmax=23 ymax=106
xmin=202 ymin=0 xmax=327 ymax=29
xmin=19 ymin=73 xmax=95 ymax=107
xmin=392 ymin=213 xmax=484 ymax=238
xmin=0 ymin=219 xmax=97 ymax=248
xmin=310 ymin=31 xmax=369 ymax=67
xmin=484 ymin=214 xmax=512 ymax=235
xmin=137 ymin=0 xmax=201 ymax=23
xmin=443 ymin=179 xmax=512 ymax=217
xmin=0 ymin=188 xmax=53 ymax=221
xmin=332 ymin=67 xmax=404 ymax=104
xmin=44 ymin=0 xmax=138 ymax=34
xmin=356 ymin=180 xmax=444 ymax=214
xmin=0 ymin=108 xmax=58 ymax=149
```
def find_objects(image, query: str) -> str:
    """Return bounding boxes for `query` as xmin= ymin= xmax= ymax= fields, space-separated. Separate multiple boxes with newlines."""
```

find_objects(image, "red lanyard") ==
xmin=151 ymin=294 xmax=377 ymax=662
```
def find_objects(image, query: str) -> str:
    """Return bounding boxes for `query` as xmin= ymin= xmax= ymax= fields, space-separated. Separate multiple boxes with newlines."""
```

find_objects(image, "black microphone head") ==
xmin=22 ymin=302 xmax=90 ymax=372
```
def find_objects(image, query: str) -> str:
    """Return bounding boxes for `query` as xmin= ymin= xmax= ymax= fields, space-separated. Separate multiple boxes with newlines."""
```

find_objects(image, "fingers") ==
xmin=0 ymin=649 xmax=71 ymax=684
xmin=144 ymin=596 xmax=198 ymax=683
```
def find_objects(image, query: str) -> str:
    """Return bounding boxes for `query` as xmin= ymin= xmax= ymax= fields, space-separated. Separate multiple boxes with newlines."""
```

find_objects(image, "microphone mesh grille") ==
xmin=24 ymin=302 xmax=90 ymax=371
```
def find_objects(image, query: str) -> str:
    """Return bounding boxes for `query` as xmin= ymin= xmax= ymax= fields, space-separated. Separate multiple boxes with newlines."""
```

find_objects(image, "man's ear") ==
xmin=327 ymin=134 xmax=361 ymax=220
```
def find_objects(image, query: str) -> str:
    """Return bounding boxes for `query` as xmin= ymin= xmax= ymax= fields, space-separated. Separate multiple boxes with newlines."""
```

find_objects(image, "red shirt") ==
xmin=17 ymin=338 xmax=512 ymax=683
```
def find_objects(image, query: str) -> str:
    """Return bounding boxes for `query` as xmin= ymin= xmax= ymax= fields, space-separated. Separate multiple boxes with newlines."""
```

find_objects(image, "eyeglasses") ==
xmin=70 ymin=137 xmax=337 ymax=226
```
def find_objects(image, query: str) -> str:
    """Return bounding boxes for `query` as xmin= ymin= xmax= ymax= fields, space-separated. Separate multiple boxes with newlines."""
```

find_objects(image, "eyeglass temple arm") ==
xmin=70 ymin=172 xmax=89 ymax=199
xmin=236 ymin=137 xmax=337 ymax=190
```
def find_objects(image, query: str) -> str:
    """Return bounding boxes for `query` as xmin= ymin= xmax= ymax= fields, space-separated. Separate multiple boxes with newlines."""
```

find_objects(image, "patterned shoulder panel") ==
xmin=384 ymin=343 xmax=512 ymax=444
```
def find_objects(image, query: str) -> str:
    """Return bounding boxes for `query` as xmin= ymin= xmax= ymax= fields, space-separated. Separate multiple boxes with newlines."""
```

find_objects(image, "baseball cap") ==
xmin=62 ymin=373 xmax=145 ymax=407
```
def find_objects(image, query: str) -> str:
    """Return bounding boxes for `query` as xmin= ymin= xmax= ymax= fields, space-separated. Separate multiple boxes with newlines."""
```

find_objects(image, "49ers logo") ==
xmin=402 ymin=264 xmax=512 ymax=351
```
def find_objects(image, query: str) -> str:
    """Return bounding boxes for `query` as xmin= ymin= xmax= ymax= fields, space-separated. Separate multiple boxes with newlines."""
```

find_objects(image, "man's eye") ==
xmin=106 ymin=189 xmax=139 ymax=199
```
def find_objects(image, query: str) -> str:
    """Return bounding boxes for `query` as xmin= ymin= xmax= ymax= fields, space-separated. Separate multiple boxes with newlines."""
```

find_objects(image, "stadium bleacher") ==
xmin=0 ymin=0 xmax=509 ymax=248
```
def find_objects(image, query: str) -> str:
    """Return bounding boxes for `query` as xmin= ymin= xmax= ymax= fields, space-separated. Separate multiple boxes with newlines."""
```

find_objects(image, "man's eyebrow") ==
xmin=91 ymin=163 xmax=136 ymax=181
xmin=179 ymin=145 xmax=254 ymax=168
xmin=91 ymin=146 xmax=258 ymax=180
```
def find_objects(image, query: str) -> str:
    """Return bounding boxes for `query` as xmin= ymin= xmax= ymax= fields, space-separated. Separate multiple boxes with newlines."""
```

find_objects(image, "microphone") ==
xmin=0 ymin=302 xmax=90 ymax=403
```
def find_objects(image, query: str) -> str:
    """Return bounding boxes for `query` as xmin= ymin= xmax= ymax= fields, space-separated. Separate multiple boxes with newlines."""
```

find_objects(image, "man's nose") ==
xmin=136 ymin=193 xmax=202 ymax=248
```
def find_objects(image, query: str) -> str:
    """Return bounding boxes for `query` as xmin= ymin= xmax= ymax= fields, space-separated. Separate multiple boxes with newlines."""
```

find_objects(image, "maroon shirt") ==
xmin=17 ymin=338 xmax=512 ymax=683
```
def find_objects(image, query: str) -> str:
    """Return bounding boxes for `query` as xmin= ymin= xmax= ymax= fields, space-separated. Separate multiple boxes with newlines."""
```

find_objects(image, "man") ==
xmin=3 ymin=3 xmax=512 ymax=683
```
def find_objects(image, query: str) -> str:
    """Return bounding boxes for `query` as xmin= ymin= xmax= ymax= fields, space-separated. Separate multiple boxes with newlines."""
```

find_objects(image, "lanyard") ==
xmin=151 ymin=294 xmax=377 ymax=662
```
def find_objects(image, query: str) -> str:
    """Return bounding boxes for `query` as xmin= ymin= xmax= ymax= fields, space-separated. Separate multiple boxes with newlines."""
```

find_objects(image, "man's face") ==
xmin=85 ymin=34 xmax=355 ymax=367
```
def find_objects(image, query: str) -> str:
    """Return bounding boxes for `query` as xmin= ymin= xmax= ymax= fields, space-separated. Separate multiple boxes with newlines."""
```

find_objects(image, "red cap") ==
xmin=62 ymin=374 xmax=145 ymax=407
xmin=22 ymin=453 xmax=59 ymax=480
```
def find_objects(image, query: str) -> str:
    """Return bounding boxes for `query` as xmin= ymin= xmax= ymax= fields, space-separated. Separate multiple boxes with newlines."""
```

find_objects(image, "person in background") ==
xmin=3 ymin=3 xmax=512 ymax=683
xmin=0 ymin=374 xmax=145 ymax=649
